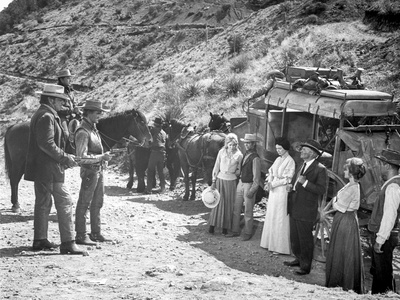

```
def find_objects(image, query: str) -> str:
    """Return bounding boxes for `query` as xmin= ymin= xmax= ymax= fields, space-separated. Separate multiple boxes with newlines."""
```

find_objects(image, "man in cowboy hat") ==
xmin=368 ymin=149 xmax=400 ymax=294
xmin=228 ymin=133 xmax=261 ymax=241
xmin=145 ymin=117 xmax=167 ymax=194
xmin=74 ymin=100 xmax=112 ymax=245
xmin=249 ymin=69 xmax=285 ymax=100
xmin=25 ymin=84 xmax=86 ymax=255
xmin=284 ymin=139 xmax=327 ymax=275
xmin=57 ymin=68 xmax=80 ymax=140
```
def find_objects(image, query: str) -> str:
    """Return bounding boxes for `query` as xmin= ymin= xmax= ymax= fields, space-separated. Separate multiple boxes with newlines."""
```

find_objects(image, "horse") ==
xmin=167 ymin=119 xmax=226 ymax=201
xmin=4 ymin=109 xmax=151 ymax=212
xmin=208 ymin=112 xmax=230 ymax=133
xmin=126 ymin=124 xmax=181 ymax=193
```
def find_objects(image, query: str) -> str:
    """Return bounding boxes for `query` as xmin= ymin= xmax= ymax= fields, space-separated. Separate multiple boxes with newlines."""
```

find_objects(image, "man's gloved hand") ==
xmin=373 ymin=242 xmax=383 ymax=254
xmin=61 ymin=154 xmax=78 ymax=168
xmin=102 ymin=152 xmax=112 ymax=162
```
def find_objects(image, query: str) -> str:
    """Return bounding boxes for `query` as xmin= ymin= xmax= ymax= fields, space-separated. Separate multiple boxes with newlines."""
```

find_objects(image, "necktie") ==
xmin=300 ymin=163 xmax=306 ymax=175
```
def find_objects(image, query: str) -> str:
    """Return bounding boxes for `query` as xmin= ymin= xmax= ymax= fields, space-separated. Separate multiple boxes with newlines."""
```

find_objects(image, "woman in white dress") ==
xmin=208 ymin=133 xmax=243 ymax=235
xmin=260 ymin=137 xmax=295 ymax=254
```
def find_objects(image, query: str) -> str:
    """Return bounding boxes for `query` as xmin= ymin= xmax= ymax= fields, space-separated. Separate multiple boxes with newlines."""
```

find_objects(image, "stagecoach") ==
xmin=232 ymin=66 xmax=400 ymax=261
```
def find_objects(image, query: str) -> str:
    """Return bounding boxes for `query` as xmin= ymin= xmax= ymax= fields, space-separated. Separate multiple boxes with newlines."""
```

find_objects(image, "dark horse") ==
xmin=167 ymin=119 xmax=226 ymax=201
xmin=208 ymin=112 xmax=230 ymax=133
xmin=4 ymin=109 xmax=151 ymax=212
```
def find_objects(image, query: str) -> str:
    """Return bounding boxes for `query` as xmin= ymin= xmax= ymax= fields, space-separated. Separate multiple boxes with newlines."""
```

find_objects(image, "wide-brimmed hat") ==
xmin=267 ymin=69 xmax=285 ymax=79
xmin=375 ymin=149 xmax=400 ymax=167
xmin=78 ymin=100 xmax=110 ymax=112
xmin=36 ymin=84 xmax=69 ymax=101
xmin=153 ymin=117 xmax=163 ymax=127
xmin=201 ymin=187 xmax=220 ymax=209
xmin=57 ymin=69 xmax=74 ymax=78
xmin=240 ymin=133 xmax=258 ymax=143
xmin=300 ymin=139 xmax=322 ymax=156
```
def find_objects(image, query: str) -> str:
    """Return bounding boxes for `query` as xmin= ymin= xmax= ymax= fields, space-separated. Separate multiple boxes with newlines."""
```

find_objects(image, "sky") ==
xmin=0 ymin=0 xmax=13 ymax=12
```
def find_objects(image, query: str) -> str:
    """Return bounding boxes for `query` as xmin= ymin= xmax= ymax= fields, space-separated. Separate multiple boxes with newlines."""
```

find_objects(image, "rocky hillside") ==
xmin=0 ymin=0 xmax=399 ymax=130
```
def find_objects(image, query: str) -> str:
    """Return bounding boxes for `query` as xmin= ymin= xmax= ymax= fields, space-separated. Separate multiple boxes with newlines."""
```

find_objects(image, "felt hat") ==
xmin=36 ymin=84 xmax=69 ymax=101
xmin=300 ymin=139 xmax=322 ymax=156
xmin=375 ymin=149 xmax=400 ymax=167
xmin=57 ymin=69 xmax=74 ymax=78
xmin=78 ymin=100 xmax=110 ymax=112
xmin=240 ymin=133 xmax=258 ymax=143
xmin=153 ymin=117 xmax=163 ymax=127
xmin=201 ymin=187 xmax=220 ymax=209
xmin=267 ymin=69 xmax=285 ymax=79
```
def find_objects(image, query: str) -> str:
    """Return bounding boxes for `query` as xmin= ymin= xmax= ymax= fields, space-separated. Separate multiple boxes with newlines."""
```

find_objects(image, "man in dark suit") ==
xmin=284 ymin=139 xmax=327 ymax=275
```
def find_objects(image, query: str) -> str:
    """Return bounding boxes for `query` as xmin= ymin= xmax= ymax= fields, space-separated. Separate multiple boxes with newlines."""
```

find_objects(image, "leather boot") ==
xmin=90 ymin=232 xmax=110 ymax=242
xmin=76 ymin=233 xmax=97 ymax=245
xmin=32 ymin=239 xmax=58 ymax=251
xmin=60 ymin=241 xmax=88 ymax=255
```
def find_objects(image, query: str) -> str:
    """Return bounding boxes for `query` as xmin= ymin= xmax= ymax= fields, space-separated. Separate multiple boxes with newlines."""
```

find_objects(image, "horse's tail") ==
xmin=4 ymin=126 xmax=12 ymax=181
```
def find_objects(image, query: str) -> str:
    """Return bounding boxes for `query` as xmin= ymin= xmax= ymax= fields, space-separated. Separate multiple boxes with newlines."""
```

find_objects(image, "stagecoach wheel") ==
xmin=313 ymin=170 xmax=346 ymax=263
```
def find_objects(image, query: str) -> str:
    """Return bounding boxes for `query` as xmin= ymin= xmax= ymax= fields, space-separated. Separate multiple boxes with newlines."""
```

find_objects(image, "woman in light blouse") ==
xmin=325 ymin=157 xmax=366 ymax=294
xmin=208 ymin=133 xmax=243 ymax=235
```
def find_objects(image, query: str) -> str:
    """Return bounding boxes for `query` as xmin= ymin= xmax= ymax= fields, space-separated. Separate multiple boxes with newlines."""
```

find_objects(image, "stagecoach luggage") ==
xmin=286 ymin=66 xmax=340 ymax=83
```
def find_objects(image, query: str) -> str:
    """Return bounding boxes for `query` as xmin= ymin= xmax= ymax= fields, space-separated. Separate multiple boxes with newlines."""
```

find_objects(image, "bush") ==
xmin=216 ymin=4 xmax=231 ymax=23
xmin=225 ymin=76 xmax=245 ymax=97
xmin=162 ymin=71 xmax=175 ymax=83
xmin=230 ymin=55 xmax=250 ymax=73
xmin=227 ymin=34 xmax=244 ymax=55
xmin=182 ymin=82 xmax=202 ymax=99
xmin=304 ymin=14 xmax=319 ymax=24
xmin=303 ymin=2 xmax=327 ymax=15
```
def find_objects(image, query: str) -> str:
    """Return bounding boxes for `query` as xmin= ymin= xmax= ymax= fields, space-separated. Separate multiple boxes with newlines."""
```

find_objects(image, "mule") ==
xmin=167 ymin=119 xmax=226 ymax=201
xmin=4 ymin=109 xmax=151 ymax=212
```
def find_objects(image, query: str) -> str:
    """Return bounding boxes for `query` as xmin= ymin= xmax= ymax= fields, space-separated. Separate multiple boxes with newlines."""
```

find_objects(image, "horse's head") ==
xmin=209 ymin=112 xmax=229 ymax=132
xmin=125 ymin=109 xmax=152 ymax=146
xmin=167 ymin=119 xmax=189 ymax=144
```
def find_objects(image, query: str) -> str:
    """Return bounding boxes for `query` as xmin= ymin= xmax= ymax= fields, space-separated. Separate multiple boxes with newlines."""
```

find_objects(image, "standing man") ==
xmin=145 ymin=117 xmax=167 ymax=194
xmin=228 ymin=133 xmax=261 ymax=241
xmin=368 ymin=149 xmax=400 ymax=294
xmin=74 ymin=100 xmax=111 ymax=245
xmin=25 ymin=84 xmax=86 ymax=255
xmin=284 ymin=139 xmax=327 ymax=275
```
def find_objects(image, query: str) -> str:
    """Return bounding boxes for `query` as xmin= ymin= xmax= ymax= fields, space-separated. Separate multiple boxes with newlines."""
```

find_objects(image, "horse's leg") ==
xmin=126 ymin=156 xmax=134 ymax=189
xmin=9 ymin=161 xmax=25 ymax=212
xmin=190 ymin=168 xmax=197 ymax=201
xmin=181 ymin=163 xmax=190 ymax=201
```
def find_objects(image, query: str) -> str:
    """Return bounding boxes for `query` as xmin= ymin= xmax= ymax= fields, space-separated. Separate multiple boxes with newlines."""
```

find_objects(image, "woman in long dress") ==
xmin=325 ymin=157 xmax=366 ymax=294
xmin=260 ymin=137 xmax=295 ymax=254
xmin=208 ymin=133 xmax=243 ymax=235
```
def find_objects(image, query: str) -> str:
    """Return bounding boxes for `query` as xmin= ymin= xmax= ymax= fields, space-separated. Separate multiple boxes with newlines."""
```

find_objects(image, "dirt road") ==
xmin=0 ymin=155 xmax=398 ymax=299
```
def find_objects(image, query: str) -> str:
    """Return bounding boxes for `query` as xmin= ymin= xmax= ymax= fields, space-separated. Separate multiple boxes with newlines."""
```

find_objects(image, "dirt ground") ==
xmin=1 ymin=145 xmax=399 ymax=300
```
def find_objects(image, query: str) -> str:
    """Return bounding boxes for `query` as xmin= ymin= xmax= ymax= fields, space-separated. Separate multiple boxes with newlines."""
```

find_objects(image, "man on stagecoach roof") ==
xmin=368 ymin=148 xmax=400 ymax=294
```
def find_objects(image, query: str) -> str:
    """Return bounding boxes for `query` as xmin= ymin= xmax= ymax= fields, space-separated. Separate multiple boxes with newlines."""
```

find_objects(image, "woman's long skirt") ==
xmin=208 ymin=178 xmax=237 ymax=230
xmin=325 ymin=211 xmax=365 ymax=294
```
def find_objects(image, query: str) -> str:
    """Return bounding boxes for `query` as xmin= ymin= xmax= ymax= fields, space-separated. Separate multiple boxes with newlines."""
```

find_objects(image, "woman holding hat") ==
xmin=260 ymin=137 xmax=295 ymax=254
xmin=208 ymin=133 xmax=243 ymax=235
xmin=325 ymin=157 xmax=366 ymax=294
xmin=74 ymin=100 xmax=112 ymax=245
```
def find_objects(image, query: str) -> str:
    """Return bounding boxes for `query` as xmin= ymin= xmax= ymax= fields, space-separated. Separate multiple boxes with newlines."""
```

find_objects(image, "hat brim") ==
xmin=78 ymin=105 xmax=110 ymax=112
xmin=375 ymin=155 xmax=400 ymax=167
xmin=201 ymin=187 xmax=220 ymax=209
xmin=36 ymin=91 xmax=70 ymax=101
xmin=300 ymin=143 xmax=322 ymax=155
xmin=240 ymin=139 xmax=257 ymax=143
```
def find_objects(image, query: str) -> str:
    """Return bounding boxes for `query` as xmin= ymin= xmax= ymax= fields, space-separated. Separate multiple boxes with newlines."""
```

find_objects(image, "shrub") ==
xmin=216 ymin=4 xmax=231 ymax=23
xmin=182 ymin=82 xmax=202 ymax=99
xmin=304 ymin=14 xmax=319 ymax=24
xmin=19 ymin=80 xmax=35 ymax=95
xmin=162 ymin=71 xmax=175 ymax=83
xmin=230 ymin=55 xmax=250 ymax=73
xmin=148 ymin=5 xmax=160 ymax=18
xmin=303 ymin=2 xmax=327 ymax=15
xmin=141 ymin=55 xmax=155 ymax=69
xmin=227 ymin=34 xmax=244 ymax=55
xmin=225 ymin=76 xmax=245 ymax=97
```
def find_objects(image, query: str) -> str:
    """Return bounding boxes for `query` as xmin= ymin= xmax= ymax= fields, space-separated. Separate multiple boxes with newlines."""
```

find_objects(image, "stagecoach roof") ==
xmin=265 ymin=85 xmax=396 ymax=119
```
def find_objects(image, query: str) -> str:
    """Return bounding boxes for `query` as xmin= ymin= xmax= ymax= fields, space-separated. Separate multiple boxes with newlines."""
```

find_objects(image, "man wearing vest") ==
xmin=74 ymin=100 xmax=112 ymax=245
xmin=368 ymin=149 xmax=400 ymax=294
xmin=284 ymin=139 xmax=327 ymax=275
xmin=228 ymin=133 xmax=261 ymax=241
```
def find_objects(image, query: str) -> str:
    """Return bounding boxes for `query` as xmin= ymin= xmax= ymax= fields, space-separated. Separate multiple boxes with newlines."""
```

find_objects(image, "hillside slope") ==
xmin=0 ymin=0 xmax=399 ymax=130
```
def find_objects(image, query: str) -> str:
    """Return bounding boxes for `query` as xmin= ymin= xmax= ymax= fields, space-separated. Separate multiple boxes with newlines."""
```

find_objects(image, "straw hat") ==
xmin=201 ymin=187 xmax=220 ymax=209
xmin=78 ymin=100 xmax=110 ymax=112
xmin=36 ymin=84 xmax=69 ymax=101
xmin=240 ymin=133 xmax=258 ymax=143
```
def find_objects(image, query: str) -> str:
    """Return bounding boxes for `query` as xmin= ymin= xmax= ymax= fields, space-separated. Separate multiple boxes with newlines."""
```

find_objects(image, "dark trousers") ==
xmin=370 ymin=233 xmax=398 ymax=294
xmin=146 ymin=150 xmax=166 ymax=192
xmin=290 ymin=216 xmax=314 ymax=273
xmin=33 ymin=181 xmax=74 ymax=243
xmin=75 ymin=168 xmax=104 ymax=235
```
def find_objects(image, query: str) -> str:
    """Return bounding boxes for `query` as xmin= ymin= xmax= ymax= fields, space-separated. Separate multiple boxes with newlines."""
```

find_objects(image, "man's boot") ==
xmin=60 ymin=241 xmax=88 ymax=255
xmin=76 ymin=233 xmax=97 ymax=245
xmin=32 ymin=239 xmax=58 ymax=251
xmin=90 ymin=232 xmax=111 ymax=242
